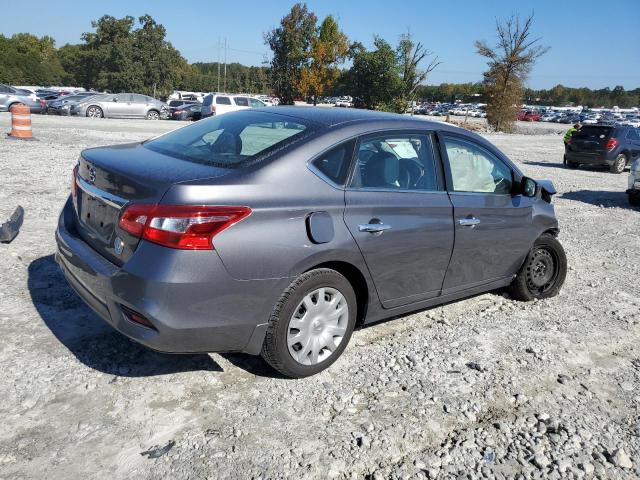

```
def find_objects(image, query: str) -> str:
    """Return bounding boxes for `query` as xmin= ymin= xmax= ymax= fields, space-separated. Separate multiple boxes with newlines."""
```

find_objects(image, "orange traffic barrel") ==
xmin=7 ymin=103 xmax=34 ymax=140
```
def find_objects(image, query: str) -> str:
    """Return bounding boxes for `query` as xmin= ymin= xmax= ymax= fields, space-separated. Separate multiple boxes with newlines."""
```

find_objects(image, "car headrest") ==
xmin=364 ymin=153 xmax=399 ymax=187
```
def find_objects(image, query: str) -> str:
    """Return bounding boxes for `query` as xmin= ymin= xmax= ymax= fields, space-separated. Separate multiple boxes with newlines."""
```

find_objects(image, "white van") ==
xmin=201 ymin=94 xmax=266 ymax=118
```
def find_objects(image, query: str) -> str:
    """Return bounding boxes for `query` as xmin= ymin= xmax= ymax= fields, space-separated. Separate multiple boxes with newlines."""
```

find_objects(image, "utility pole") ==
xmin=217 ymin=37 xmax=221 ymax=92
xmin=223 ymin=38 xmax=228 ymax=92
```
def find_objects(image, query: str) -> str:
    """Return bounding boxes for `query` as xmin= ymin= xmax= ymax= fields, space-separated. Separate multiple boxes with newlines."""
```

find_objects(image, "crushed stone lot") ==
xmin=0 ymin=114 xmax=639 ymax=480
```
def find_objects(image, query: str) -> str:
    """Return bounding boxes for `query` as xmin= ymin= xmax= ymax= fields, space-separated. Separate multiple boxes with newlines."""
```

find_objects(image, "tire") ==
xmin=609 ymin=154 xmax=627 ymax=174
xmin=566 ymin=159 xmax=579 ymax=169
xmin=508 ymin=233 xmax=567 ymax=301
xmin=146 ymin=110 xmax=160 ymax=120
xmin=629 ymin=195 xmax=640 ymax=207
xmin=261 ymin=268 xmax=357 ymax=378
xmin=86 ymin=106 xmax=103 ymax=118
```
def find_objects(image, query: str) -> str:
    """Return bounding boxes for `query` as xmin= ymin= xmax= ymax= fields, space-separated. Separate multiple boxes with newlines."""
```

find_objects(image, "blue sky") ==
xmin=2 ymin=0 xmax=639 ymax=89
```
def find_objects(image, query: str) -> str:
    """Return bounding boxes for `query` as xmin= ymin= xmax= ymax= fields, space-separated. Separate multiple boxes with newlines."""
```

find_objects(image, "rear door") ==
xmin=233 ymin=97 xmax=250 ymax=111
xmin=439 ymin=133 xmax=536 ymax=293
xmin=106 ymin=94 xmax=132 ymax=118
xmin=625 ymin=127 xmax=640 ymax=161
xmin=131 ymin=94 xmax=149 ymax=117
xmin=344 ymin=131 xmax=454 ymax=308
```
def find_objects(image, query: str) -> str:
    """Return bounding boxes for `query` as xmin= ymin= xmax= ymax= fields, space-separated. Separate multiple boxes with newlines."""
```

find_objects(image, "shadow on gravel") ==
xmin=221 ymin=353 xmax=285 ymax=379
xmin=28 ymin=255 xmax=222 ymax=377
xmin=559 ymin=190 xmax=636 ymax=209
xmin=522 ymin=160 xmax=568 ymax=169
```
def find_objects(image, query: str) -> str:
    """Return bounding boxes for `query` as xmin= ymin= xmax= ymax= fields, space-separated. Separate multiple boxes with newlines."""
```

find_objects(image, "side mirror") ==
xmin=521 ymin=176 xmax=538 ymax=197
xmin=113 ymin=97 xmax=118 ymax=102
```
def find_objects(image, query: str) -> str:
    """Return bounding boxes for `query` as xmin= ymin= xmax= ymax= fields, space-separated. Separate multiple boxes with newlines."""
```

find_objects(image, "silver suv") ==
xmin=72 ymin=93 xmax=168 ymax=119
xmin=0 ymin=84 xmax=42 ymax=113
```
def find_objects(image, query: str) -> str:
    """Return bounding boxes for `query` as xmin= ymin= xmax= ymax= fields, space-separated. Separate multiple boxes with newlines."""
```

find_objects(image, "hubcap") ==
xmin=88 ymin=107 xmax=100 ymax=118
xmin=616 ymin=156 xmax=625 ymax=171
xmin=525 ymin=248 xmax=557 ymax=294
xmin=287 ymin=287 xmax=349 ymax=366
xmin=148 ymin=111 xmax=159 ymax=120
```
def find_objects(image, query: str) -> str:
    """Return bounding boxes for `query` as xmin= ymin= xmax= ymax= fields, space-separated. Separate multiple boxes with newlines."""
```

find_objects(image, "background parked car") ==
xmin=46 ymin=92 xmax=99 ymax=115
xmin=0 ymin=83 xmax=43 ymax=113
xmin=627 ymin=158 xmax=640 ymax=206
xmin=565 ymin=125 xmax=640 ymax=173
xmin=73 ymin=93 xmax=168 ymax=119
xmin=171 ymin=103 xmax=202 ymax=121
xmin=168 ymin=99 xmax=199 ymax=115
xmin=200 ymin=94 xmax=266 ymax=118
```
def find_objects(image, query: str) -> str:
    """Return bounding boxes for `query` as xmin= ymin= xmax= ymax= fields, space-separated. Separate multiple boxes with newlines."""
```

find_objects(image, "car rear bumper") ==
xmin=55 ymin=197 xmax=287 ymax=355
xmin=565 ymin=151 xmax=614 ymax=166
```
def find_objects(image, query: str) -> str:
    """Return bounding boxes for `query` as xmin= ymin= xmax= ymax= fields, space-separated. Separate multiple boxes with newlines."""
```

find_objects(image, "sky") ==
xmin=2 ymin=0 xmax=639 ymax=90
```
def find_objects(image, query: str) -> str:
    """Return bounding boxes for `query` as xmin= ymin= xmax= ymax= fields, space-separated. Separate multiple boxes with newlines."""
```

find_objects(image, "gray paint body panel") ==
xmin=55 ymin=108 xmax=561 ymax=355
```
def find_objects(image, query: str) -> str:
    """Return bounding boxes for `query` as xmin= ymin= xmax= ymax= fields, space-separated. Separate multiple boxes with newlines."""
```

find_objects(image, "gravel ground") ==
xmin=0 ymin=114 xmax=638 ymax=480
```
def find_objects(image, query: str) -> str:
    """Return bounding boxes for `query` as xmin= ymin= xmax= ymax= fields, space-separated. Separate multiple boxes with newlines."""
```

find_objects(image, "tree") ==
xmin=476 ymin=14 xmax=548 ymax=132
xmin=265 ymin=3 xmax=317 ymax=104
xmin=396 ymin=33 xmax=440 ymax=111
xmin=347 ymin=37 xmax=402 ymax=111
xmin=297 ymin=15 xmax=349 ymax=103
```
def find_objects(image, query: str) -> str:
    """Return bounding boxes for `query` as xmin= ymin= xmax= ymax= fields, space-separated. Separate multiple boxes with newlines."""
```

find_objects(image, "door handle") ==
xmin=459 ymin=217 xmax=481 ymax=227
xmin=358 ymin=223 xmax=392 ymax=233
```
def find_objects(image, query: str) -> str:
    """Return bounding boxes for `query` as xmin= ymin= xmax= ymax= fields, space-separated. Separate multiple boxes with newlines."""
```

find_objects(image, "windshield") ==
xmin=144 ymin=110 xmax=316 ymax=168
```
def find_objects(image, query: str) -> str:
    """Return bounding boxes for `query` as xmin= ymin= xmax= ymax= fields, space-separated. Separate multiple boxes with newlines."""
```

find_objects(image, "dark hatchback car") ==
xmin=56 ymin=108 xmax=567 ymax=378
xmin=171 ymin=103 xmax=202 ymax=121
xmin=565 ymin=125 xmax=640 ymax=173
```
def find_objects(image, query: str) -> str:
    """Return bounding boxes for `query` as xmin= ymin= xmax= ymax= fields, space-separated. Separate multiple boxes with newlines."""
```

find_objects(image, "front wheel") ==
xmin=508 ymin=234 xmax=567 ymax=301
xmin=261 ymin=269 xmax=357 ymax=378
xmin=610 ymin=154 xmax=627 ymax=174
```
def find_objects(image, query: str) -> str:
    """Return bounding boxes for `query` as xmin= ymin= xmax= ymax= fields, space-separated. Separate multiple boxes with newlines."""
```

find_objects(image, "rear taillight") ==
xmin=606 ymin=138 xmax=618 ymax=151
xmin=118 ymin=204 xmax=251 ymax=250
xmin=567 ymin=137 xmax=573 ymax=145
xmin=71 ymin=164 xmax=78 ymax=197
xmin=211 ymin=105 xmax=216 ymax=115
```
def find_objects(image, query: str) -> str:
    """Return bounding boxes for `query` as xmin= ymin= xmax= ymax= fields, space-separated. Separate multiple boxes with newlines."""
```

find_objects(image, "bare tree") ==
xmin=397 ymin=33 xmax=441 ymax=112
xmin=476 ymin=14 xmax=548 ymax=132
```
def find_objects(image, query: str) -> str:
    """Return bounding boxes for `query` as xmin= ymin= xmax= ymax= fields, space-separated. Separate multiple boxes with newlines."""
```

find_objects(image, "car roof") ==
xmin=267 ymin=106 xmax=476 ymax=136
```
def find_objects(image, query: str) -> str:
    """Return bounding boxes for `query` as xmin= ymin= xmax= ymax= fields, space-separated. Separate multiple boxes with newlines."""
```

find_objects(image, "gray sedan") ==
xmin=0 ymin=84 xmax=43 ymax=113
xmin=55 ymin=108 xmax=567 ymax=378
xmin=73 ymin=93 xmax=168 ymax=119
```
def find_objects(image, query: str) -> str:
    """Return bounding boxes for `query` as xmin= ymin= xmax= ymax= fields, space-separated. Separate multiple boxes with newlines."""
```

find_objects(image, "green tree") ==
xmin=347 ymin=37 xmax=402 ymax=111
xmin=265 ymin=3 xmax=317 ymax=104
xmin=476 ymin=14 xmax=548 ymax=132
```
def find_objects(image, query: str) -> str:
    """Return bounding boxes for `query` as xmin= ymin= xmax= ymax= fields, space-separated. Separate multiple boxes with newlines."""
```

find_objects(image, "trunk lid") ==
xmin=572 ymin=126 xmax=613 ymax=153
xmin=74 ymin=142 xmax=231 ymax=265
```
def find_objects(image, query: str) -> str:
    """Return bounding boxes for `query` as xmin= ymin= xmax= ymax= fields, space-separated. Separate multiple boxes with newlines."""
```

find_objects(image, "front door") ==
xmin=344 ymin=131 xmax=454 ymax=308
xmin=439 ymin=133 xmax=536 ymax=293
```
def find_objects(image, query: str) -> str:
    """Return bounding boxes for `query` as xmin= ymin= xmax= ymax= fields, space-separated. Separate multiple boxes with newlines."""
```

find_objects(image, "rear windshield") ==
xmin=575 ymin=126 xmax=613 ymax=138
xmin=144 ymin=110 xmax=316 ymax=168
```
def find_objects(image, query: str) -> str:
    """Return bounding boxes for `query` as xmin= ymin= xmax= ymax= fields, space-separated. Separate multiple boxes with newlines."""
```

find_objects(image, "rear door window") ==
xmin=249 ymin=98 xmax=265 ymax=108
xmin=626 ymin=128 xmax=639 ymax=141
xmin=351 ymin=133 xmax=440 ymax=191
xmin=234 ymin=97 xmax=249 ymax=107
xmin=216 ymin=96 xmax=231 ymax=105
xmin=132 ymin=94 xmax=147 ymax=103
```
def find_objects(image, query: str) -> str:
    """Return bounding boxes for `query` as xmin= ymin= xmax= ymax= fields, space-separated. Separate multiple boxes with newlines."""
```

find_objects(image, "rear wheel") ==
xmin=610 ymin=154 xmax=627 ymax=174
xmin=146 ymin=110 xmax=160 ymax=120
xmin=261 ymin=268 xmax=357 ymax=378
xmin=508 ymin=234 xmax=567 ymax=301
xmin=566 ymin=159 xmax=579 ymax=169
xmin=86 ymin=106 xmax=103 ymax=118
xmin=629 ymin=195 xmax=640 ymax=207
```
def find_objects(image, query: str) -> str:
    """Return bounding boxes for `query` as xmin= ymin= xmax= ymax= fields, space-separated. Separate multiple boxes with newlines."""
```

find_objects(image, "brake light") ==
xmin=606 ymin=138 xmax=618 ymax=151
xmin=71 ymin=164 xmax=78 ymax=197
xmin=567 ymin=137 xmax=573 ymax=145
xmin=211 ymin=105 xmax=216 ymax=115
xmin=118 ymin=204 xmax=251 ymax=250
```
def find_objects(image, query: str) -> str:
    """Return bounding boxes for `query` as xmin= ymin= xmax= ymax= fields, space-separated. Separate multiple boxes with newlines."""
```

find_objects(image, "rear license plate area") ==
xmin=77 ymin=191 xmax=118 ymax=238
